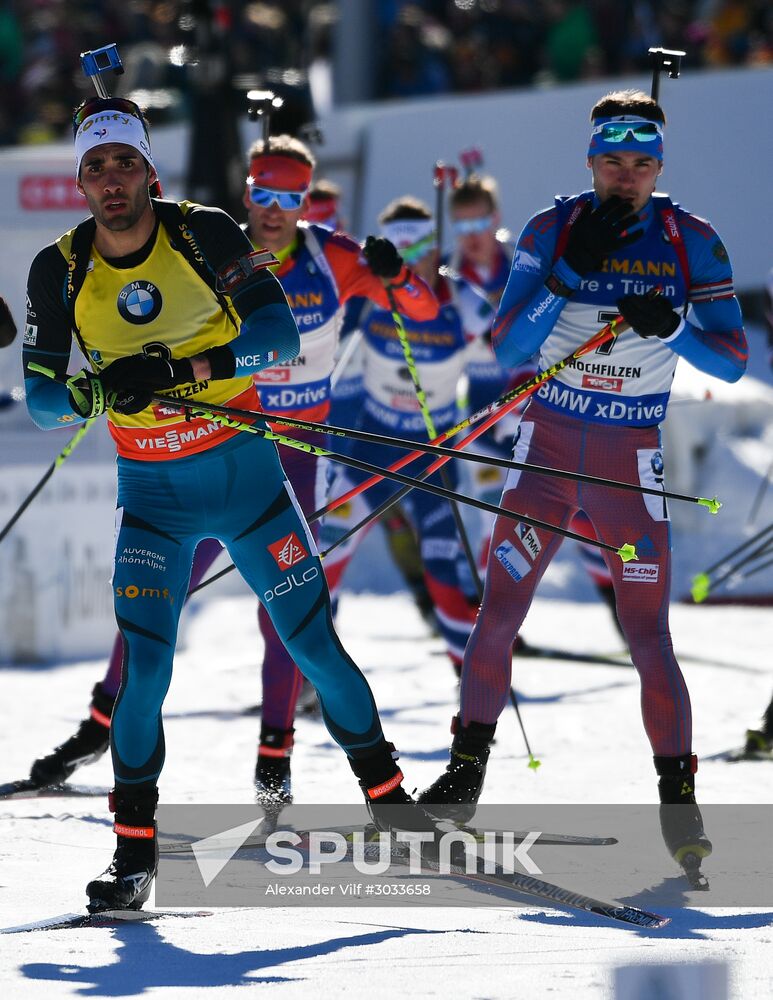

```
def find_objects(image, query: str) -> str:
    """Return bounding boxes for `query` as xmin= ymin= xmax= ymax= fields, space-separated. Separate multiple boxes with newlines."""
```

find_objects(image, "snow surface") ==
xmin=1 ymin=326 xmax=772 ymax=998
xmin=2 ymin=594 xmax=773 ymax=999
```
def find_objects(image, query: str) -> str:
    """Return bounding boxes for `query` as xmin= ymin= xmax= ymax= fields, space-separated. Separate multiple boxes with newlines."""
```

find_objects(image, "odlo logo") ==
xmin=264 ymin=566 xmax=320 ymax=603
xmin=268 ymin=532 xmax=309 ymax=569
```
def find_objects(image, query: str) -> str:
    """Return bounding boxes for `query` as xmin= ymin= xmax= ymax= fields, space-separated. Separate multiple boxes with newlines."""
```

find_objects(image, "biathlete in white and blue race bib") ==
xmin=322 ymin=258 xmax=493 ymax=668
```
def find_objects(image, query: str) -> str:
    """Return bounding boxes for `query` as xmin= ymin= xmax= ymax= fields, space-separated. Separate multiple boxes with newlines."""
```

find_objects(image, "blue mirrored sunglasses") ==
xmin=591 ymin=122 xmax=662 ymax=143
xmin=451 ymin=214 xmax=495 ymax=236
xmin=249 ymin=186 xmax=307 ymax=211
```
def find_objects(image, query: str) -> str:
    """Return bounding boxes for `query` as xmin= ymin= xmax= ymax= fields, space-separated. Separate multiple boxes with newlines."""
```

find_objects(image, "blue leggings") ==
xmin=111 ymin=433 xmax=382 ymax=784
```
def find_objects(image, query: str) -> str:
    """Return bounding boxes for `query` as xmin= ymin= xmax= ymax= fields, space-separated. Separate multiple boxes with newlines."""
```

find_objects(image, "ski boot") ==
xmin=655 ymin=753 xmax=712 ymax=890
xmin=255 ymin=725 xmax=294 ymax=809
xmin=30 ymin=682 xmax=114 ymax=787
xmin=742 ymin=698 xmax=773 ymax=759
xmin=86 ymin=783 xmax=158 ymax=912
xmin=417 ymin=716 xmax=497 ymax=823
xmin=349 ymin=740 xmax=438 ymax=837
xmin=742 ymin=728 xmax=773 ymax=759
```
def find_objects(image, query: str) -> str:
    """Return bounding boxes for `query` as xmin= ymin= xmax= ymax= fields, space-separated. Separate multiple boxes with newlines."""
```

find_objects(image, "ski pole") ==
xmin=690 ymin=521 xmax=773 ymax=602
xmin=33 ymin=314 xmax=641 ymax=551
xmin=0 ymin=419 xmax=94 ymax=546
xmin=691 ymin=530 xmax=773 ymax=603
xmin=725 ymin=551 xmax=773 ymax=590
xmin=510 ymin=688 xmax=540 ymax=771
xmin=746 ymin=457 xmax=773 ymax=528
xmin=386 ymin=288 xmax=485 ymax=599
xmin=27 ymin=363 xmax=638 ymax=566
xmin=388 ymin=288 xmax=538 ymax=768
xmin=318 ymin=313 xmax=632 ymax=521
xmin=315 ymin=313 xmax=642 ymax=557
xmin=696 ymin=520 xmax=773 ymax=579
xmin=156 ymin=397 xmax=637 ymax=561
xmin=693 ymin=547 xmax=773 ymax=602
xmin=191 ymin=399 xmax=721 ymax=513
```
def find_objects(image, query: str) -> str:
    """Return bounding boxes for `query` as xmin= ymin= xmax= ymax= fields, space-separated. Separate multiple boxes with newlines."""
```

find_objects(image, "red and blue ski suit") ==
xmin=460 ymin=191 xmax=746 ymax=755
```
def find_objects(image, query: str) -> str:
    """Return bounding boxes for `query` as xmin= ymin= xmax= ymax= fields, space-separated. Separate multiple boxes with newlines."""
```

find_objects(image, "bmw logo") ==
xmin=117 ymin=281 xmax=162 ymax=324
xmin=651 ymin=451 xmax=664 ymax=476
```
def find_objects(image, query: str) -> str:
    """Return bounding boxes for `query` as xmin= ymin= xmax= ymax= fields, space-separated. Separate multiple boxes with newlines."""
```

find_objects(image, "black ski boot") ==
xmin=742 ymin=697 xmax=773 ymax=758
xmin=86 ymin=783 xmax=158 ymax=912
xmin=655 ymin=753 xmax=712 ymax=889
xmin=30 ymin=682 xmax=114 ymax=786
xmin=255 ymin=725 xmax=294 ymax=809
xmin=349 ymin=740 xmax=438 ymax=835
xmin=417 ymin=716 xmax=497 ymax=823
xmin=742 ymin=728 xmax=773 ymax=758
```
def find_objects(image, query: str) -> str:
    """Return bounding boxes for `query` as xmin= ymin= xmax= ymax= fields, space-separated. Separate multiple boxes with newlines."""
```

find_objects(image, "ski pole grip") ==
xmin=27 ymin=362 xmax=58 ymax=380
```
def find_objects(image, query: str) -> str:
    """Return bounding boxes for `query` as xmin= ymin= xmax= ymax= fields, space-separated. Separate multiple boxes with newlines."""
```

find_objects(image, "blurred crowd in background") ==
xmin=376 ymin=0 xmax=773 ymax=97
xmin=0 ymin=0 xmax=771 ymax=147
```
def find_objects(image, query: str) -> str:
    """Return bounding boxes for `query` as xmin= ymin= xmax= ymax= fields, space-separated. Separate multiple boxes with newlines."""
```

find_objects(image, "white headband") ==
xmin=74 ymin=112 xmax=155 ymax=178
xmin=380 ymin=218 xmax=435 ymax=249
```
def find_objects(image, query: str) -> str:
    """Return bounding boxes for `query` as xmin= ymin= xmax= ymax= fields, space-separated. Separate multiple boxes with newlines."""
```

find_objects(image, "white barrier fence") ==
xmin=0 ymin=462 xmax=117 ymax=663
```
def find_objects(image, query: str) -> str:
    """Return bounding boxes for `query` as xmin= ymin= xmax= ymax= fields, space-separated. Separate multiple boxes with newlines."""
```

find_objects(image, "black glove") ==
xmin=66 ymin=369 xmax=112 ymax=418
xmin=617 ymin=294 xmax=681 ymax=339
xmin=562 ymin=196 xmax=642 ymax=276
xmin=363 ymin=235 xmax=403 ymax=280
xmin=0 ymin=296 xmax=17 ymax=347
xmin=99 ymin=353 xmax=195 ymax=394
xmin=110 ymin=388 xmax=156 ymax=415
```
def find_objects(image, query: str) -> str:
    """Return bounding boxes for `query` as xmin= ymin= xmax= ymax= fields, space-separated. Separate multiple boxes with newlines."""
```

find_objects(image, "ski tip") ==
xmin=690 ymin=572 xmax=710 ymax=603
xmin=698 ymin=496 xmax=722 ymax=515
xmin=617 ymin=543 xmax=637 ymax=563
xmin=1 ymin=913 xmax=85 ymax=934
xmin=0 ymin=779 xmax=109 ymax=800
xmin=610 ymin=905 xmax=671 ymax=929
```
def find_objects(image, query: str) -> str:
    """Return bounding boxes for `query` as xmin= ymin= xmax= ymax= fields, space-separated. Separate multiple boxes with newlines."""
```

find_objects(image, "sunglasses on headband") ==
xmin=72 ymin=97 xmax=147 ymax=137
xmin=590 ymin=121 xmax=663 ymax=143
xmin=451 ymin=214 xmax=495 ymax=237
xmin=249 ymin=186 xmax=307 ymax=211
